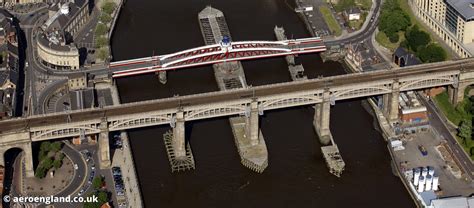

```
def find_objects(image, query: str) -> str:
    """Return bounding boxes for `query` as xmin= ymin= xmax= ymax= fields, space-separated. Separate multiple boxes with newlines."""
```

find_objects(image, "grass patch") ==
xmin=434 ymin=91 xmax=470 ymax=126
xmin=319 ymin=6 xmax=342 ymax=36
xmin=375 ymin=31 xmax=405 ymax=51
xmin=356 ymin=0 xmax=372 ymax=10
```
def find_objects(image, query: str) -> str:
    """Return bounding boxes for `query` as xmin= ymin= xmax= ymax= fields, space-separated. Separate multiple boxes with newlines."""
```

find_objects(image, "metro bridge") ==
xmin=109 ymin=36 xmax=326 ymax=78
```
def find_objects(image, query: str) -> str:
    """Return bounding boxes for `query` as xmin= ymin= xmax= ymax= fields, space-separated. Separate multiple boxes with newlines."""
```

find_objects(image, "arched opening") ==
xmin=2 ymin=147 xmax=23 ymax=208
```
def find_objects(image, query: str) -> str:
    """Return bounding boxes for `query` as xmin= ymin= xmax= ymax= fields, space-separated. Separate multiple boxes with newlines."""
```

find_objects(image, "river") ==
xmin=111 ymin=0 xmax=415 ymax=207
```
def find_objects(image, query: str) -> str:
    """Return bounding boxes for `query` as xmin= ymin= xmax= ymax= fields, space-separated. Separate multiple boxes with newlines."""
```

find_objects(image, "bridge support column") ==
xmin=314 ymin=90 xmax=331 ymax=145
xmin=158 ymin=71 xmax=167 ymax=84
xmin=173 ymin=111 xmax=186 ymax=159
xmin=383 ymin=81 xmax=400 ymax=125
xmin=246 ymin=101 xmax=260 ymax=146
xmin=98 ymin=119 xmax=111 ymax=169
xmin=448 ymin=81 xmax=467 ymax=105
xmin=23 ymin=142 xmax=34 ymax=178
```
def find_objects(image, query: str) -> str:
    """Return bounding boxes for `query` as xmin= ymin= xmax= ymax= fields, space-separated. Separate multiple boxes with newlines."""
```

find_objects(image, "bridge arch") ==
xmin=31 ymin=126 xmax=101 ymax=141
xmin=108 ymin=115 xmax=172 ymax=130
xmin=260 ymin=95 xmax=322 ymax=110
xmin=332 ymin=86 xmax=391 ymax=100
xmin=185 ymin=106 xmax=247 ymax=120
xmin=399 ymin=77 xmax=454 ymax=91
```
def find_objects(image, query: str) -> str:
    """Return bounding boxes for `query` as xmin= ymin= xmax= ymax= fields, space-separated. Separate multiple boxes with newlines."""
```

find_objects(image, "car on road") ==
xmin=78 ymin=189 xmax=84 ymax=196
xmin=74 ymin=164 xmax=78 ymax=170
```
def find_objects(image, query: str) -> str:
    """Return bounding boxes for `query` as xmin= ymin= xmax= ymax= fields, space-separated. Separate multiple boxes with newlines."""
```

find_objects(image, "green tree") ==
xmin=379 ymin=10 xmax=410 ymax=40
xmin=405 ymin=25 xmax=431 ymax=52
xmin=101 ymin=1 xmax=116 ymax=15
xmin=92 ymin=176 xmax=104 ymax=190
xmin=35 ymin=166 xmax=47 ymax=178
xmin=40 ymin=141 xmax=52 ymax=152
xmin=50 ymin=142 xmax=62 ymax=153
xmin=42 ymin=157 xmax=54 ymax=170
xmin=95 ymin=23 xmax=108 ymax=37
xmin=387 ymin=31 xmax=399 ymax=43
xmin=417 ymin=43 xmax=447 ymax=63
xmin=458 ymin=119 xmax=472 ymax=144
xmin=99 ymin=13 xmax=112 ymax=24
xmin=97 ymin=48 xmax=109 ymax=60
xmin=53 ymin=158 xmax=62 ymax=169
xmin=95 ymin=36 xmax=109 ymax=48
xmin=335 ymin=0 xmax=356 ymax=12
xmin=83 ymin=191 xmax=109 ymax=208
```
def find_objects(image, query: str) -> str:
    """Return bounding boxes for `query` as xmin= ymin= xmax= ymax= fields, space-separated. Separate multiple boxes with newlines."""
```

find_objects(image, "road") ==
xmin=0 ymin=57 xmax=471 ymax=133
xmin=419 ymin=95 xmax=474 ymax=180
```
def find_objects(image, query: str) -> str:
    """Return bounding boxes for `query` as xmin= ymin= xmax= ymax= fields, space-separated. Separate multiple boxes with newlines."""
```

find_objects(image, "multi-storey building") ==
xmin=37 ymin=0 xmax=90 ymax=70
xmin=411 ymin=0 xmax=474 ymax=58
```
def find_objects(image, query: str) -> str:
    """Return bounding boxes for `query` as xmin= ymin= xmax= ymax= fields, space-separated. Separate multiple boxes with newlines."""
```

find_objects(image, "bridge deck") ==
xmin=0 ymin=58 xmax=471 ymax=133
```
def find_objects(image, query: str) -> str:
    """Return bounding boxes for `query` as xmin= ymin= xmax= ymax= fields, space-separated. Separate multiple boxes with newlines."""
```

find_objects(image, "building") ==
xmin=410 ymin=0 xmax=474 ymax=58
xmin=345 ymin=7 xmax=361 ymax=21
xmin=429 ymin=196 xmax=474 ymax=208
xmin=393 ymin=47 xmax=422 ymax=67
xmin=37 ymin=0 xmax=90 ymax=70
xmin=68 ymin=73 xmax=87 ymax=90
xmin=398 ymin=91 xmax=429 ymax=133
xmin=69 ymin=88 xmax=95 ymax=110
xmin=0 ymin=11 xmax=19 ymax=119
xmin=346 ymin=42 xmax=381 ymax=71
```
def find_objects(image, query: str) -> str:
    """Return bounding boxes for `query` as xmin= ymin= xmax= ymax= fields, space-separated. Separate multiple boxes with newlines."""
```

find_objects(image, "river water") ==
xmin=111 ymin=0 xmax=415 ymax=207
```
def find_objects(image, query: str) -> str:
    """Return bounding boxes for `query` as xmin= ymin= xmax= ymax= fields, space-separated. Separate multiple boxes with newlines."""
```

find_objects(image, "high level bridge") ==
xmin=2 ymin=58 xmax=474 ymax=177
xmin=109 ymin=37 xmax=326 ymax=78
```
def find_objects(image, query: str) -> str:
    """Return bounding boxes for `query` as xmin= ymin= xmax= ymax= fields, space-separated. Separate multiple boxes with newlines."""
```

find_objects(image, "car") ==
xmin=74 ymin=164 xmax=78 ymax=170
xmin=117 ymin=191 xmax=125 ymax=196
xmin=91 ymin=165 xmax=95 ymax=170
xmin=78 ymin=189 xmax=84 ymax=196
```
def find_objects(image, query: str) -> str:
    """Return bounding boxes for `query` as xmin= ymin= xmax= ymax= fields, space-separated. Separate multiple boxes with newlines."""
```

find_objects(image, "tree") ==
xmin=458 ymin=119 xmax=472 ymax=144
xmin=93 ymin=176 xmax=104 ymax=190
xmin=99 ymin=13 xmax=112 ymax=24
xmin=95 ymin=23 xmax=108 ymax=37
xmin=405 ymin=25 xmax=431 ymax=52
xmin=416 ymin=43 xmax=447 ymax=63
xmin=40 ymin=141 xmax=52 ymax=152
xmin=83 ymin=191 xmax=109 ymax=208
xmin=101 ymin=1 xmax=116 ymax=15
xmin=50 ymin=142 xmax=62 ymax=153
xmin=335 ymin=0 xmax=356 ymax=12
xmin=379 ymin=9 xmax=411 ymax=41
xmin=387 ymin=31 xmax=399 ymax=43
xmin=97 ymin=48 xmax=109 ymax=61
xmin=53 ymin=158 xmax=62 ymax=169
xmin=95 ymin=36 xmax=108 ymax=48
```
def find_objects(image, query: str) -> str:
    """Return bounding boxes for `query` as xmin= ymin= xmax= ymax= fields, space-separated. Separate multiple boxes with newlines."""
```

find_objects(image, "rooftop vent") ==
xmin=60 ymin=4 xmax=69 ymax=15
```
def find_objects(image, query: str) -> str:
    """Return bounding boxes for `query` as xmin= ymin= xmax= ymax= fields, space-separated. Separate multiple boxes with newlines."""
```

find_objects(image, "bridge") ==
xmin=108 ymin=37 xmax=326 ymax=78
xmin=2 ymin=58 xmax=474 ymax=177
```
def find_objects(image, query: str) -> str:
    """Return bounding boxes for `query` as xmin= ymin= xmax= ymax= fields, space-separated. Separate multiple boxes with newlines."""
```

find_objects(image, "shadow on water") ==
xmin=112 ymin=0 xmax=415 ymax=207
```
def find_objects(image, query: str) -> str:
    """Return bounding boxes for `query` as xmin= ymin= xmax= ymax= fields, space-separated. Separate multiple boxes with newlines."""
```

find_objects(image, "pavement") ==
xmin=418 ymin=94 xmax=474 ymax=180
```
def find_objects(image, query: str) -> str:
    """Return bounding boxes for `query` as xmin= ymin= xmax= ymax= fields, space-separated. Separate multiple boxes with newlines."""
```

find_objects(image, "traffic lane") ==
xmin=0 ymin=59 xmax=471 ymax=132
xmin=422 ymin=98 xmax=474 ymax=179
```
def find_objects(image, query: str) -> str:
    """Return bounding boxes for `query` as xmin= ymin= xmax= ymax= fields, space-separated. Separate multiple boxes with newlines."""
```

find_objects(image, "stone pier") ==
xmin=274 ymin=26 xmax=307 ymax=81
xmin=383 ymin=81 xmax=400 ymax=125
xmin=163 ymin=111 xmax=195 ymax=172
xmin=172 ymin=111 xmax=186 ymax=159
xmin=98 ymin=119 xmax=111 ymax=169
xmin=158 ymin=71 xmax=167 ymax=84
xmin=199 ymin=6 xmax=268 ymax=173
xmin=313 ymin=90 xmax=331 ymax=145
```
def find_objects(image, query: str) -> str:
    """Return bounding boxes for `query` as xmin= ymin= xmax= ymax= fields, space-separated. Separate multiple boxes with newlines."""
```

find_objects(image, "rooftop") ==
xmin=445 ymin=0 xmax=474 ymax=21
xmin=198 ymin=6 xmax=224 ymax=19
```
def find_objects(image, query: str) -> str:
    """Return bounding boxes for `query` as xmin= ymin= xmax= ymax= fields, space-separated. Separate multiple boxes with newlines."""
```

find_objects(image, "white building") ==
xmin=410 ymin=0 xmax=474 ymax=58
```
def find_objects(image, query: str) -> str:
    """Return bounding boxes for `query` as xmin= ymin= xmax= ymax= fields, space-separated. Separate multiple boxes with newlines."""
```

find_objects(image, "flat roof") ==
xmin=445 ymin=0 xmax=474 ymax=21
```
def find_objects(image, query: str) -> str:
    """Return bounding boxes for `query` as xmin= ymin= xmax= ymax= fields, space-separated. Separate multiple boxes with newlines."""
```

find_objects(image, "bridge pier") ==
xmin=313 ymin=90 xmax=331 ymax=145
xmin=173 ymin=111 xmax=186 ymax=159
xmin=448 ymin=81 xmax=468 ymax=105
xmin=158 ymin=71 xmax=167 ymax=84
xmin=246 ymin=101 xmax=260 ymax=145
xmin=383 ymin=81 xmax=400 ymax=125
xmin=98 ymin=120 xmax=111 ymax=169
xmin=23 ymin=143 xmax=34 ymax=177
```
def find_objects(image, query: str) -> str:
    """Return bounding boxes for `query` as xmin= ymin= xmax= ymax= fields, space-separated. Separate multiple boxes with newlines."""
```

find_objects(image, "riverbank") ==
xmin=100 ymin=82 xmax=144 ymax=208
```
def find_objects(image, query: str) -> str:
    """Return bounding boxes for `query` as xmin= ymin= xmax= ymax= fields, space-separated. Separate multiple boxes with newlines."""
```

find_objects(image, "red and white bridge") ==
xmin=110 ymin=37 xmax=326 ymax=78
